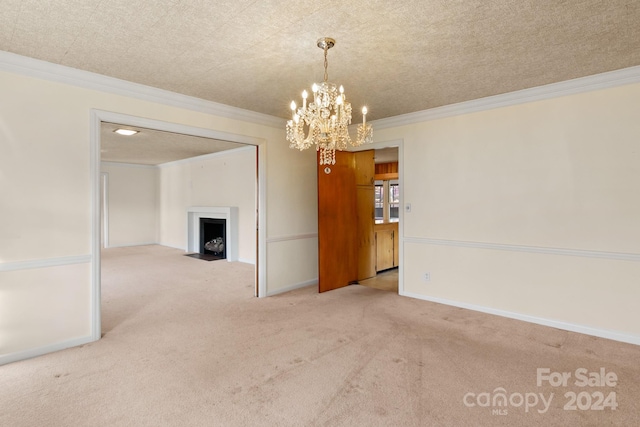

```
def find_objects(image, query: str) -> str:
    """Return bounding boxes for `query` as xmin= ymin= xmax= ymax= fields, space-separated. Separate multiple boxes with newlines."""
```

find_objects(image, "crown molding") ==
xmin=157 ymin=145 xmax=255 ymax=168
xmin=100 ymin=161 xmax=159 ymax=169
xmin=0 ymin=50 xmax=285 ymax=129
xmin=373 ymin=65 xmax=640 ymax=130
xmin=4 ymin=50 xmax=640 ymax=133
xmin=100 ymin=145 xmax=255 ymax=169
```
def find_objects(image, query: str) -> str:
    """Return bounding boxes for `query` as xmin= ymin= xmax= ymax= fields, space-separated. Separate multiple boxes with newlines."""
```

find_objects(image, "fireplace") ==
xmin=186 ymin=207 xmax=238 ymax=262
xmin=200 ymin=218 xmax=226 ymax=259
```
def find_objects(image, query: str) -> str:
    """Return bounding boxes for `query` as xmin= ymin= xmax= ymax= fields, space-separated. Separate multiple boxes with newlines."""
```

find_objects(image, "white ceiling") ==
xmin=100 ymin=122 xmax=250 ymax=165
xmin=3 ymin=1 xmax=640 ymax=163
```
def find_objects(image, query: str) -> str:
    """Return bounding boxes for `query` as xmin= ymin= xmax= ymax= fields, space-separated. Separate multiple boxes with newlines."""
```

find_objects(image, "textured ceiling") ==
xmin=3 ymin=1 xmax=640 ymax=164
xmin=2 ymin=0 xmax=640 ymax=124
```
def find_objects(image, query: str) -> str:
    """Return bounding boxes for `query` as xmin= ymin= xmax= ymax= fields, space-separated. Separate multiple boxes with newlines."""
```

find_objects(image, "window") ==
xmin=389 ymin=181 xmax=400 ymax=220
xmin=374 ymin=179 xmax=400 ymax=222
xmin=374 ymin=183 xmax=384 ymax=220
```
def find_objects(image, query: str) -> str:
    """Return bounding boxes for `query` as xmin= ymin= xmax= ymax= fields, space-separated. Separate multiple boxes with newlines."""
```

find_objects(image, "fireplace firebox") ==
xmin=186 ymin=206 xmax=238 ymax=262
xmin=200 ymin=218 xmax=226 ymax=260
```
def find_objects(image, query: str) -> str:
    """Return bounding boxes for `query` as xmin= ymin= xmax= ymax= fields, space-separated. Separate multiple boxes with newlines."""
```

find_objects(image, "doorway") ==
xmin=316 ymin=140 xmax=403 ymax=294
xmin=90 ymin=110 xmax=267 ymax=341
xmin=359 ymin=146 xmax=400 ymax=293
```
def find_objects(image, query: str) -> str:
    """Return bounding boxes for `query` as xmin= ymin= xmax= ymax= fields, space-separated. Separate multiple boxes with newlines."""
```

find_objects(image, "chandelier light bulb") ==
xmin=286 ymin=37 xmax=373 ymax=166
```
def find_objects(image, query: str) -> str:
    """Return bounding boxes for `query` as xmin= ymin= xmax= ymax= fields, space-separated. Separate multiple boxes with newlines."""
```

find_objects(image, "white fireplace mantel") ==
xmin=187 ymin=206 xmax=239 ymax=261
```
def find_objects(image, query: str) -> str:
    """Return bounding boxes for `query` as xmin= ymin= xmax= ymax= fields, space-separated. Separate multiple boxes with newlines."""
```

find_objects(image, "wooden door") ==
xmin=317 ymin=151 xmax=358 ymax=292
xmin=317 ymin=150 xmax=376 ymax=292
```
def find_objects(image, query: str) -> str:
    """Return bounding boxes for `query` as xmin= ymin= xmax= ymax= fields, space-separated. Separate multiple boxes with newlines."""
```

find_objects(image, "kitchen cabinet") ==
xmin=375 ymin=222 xmax=399 ymax=272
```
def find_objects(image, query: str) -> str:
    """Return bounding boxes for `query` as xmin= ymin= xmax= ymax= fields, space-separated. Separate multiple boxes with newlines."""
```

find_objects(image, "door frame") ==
xmin=89 ymin=110 xmax=267 ymax=342
xmin=350 ymin=138 xmax=404 ymax=294
xmin=100 ymin=172 xmax=109 ymax=248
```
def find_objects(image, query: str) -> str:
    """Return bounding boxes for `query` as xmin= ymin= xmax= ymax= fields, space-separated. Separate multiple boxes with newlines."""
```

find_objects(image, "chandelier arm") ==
xmin=286 ymin=37 xmax=372 ymax=165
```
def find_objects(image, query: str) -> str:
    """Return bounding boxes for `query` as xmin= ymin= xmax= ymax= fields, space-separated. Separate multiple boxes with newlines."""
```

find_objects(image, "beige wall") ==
xmin=0 ymin=60 xmax=319 ymax=363
xmin=3 ymin=51 xmax=638 ymax=363
xmin=0 ymin=73 xmax=91 ymax=263
xmin=375 ymin=82 xmax=640 ymax=340
xmin=0 ymin=263 xmax=92 ymax=355
xmin=101 ymin=163 xmax=158 ymax=247
xmin=264 ymin=139 xmax=319 ymax=295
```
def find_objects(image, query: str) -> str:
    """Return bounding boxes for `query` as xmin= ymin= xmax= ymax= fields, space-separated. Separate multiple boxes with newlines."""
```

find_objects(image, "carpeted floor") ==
xmin=1 ymin=245 xmax=639 ymax=426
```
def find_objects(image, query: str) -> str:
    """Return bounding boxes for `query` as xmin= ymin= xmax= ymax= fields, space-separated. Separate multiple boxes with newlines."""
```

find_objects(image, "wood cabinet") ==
xmin=374 ymin=222 xmax=399 ymax=272
xmin=374 ymin=161 xmax=399 ymax=181
xmin=355 ymin=151 xmax=376 ymax=281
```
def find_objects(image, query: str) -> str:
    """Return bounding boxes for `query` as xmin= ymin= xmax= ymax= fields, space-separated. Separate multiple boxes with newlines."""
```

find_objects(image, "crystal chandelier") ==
xmin=286 ymin=37 xmax=373 ymax=165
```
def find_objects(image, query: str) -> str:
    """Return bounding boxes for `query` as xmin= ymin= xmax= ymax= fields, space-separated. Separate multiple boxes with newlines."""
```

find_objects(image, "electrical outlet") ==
xmin=424 ymin=272 xmax=431 ymax=282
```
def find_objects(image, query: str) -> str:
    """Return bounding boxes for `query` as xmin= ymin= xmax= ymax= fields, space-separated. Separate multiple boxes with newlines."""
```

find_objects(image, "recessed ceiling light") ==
xmin=114 ymin=129 xmax=139 ymax=136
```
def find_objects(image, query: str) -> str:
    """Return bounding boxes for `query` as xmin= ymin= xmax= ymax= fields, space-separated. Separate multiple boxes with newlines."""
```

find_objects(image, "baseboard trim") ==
xmin=266 ymin=279 xmax=317 ymax=297
xmin=116 ymin=243 xmax=255 ymax=264
xmin=105 ymin=242 xmax=159 ymax=249
xmin=0 ymin=255 xmax=92 ymax=272
xmin=400 ymin=290 xmax=640 ymax=346
xmin=0 ymin=335 xmax=96 ymax=366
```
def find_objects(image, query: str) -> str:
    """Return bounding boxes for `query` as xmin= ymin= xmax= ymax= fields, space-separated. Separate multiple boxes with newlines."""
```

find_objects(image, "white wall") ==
xmin=375 ymin=82 xmax=640 ymax=343
xmin=101 ymin=147 xmax=257 ymax=263
xmin=101 ymin=162 xmax=158 ymax=247
xmin=158 ymin=147 xmax=257 ymax=263
xmin=0 ymin=53 xmax=319 ymax=364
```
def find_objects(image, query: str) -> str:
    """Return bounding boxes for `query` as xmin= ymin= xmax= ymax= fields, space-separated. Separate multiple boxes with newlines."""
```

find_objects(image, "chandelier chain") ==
xmin=323 ymin=45 xmax=329 ymax=82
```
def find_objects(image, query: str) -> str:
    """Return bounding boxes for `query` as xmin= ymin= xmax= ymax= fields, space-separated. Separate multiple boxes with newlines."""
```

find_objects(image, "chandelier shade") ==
xmin=286 ymin=37 xmax=373 ymax=165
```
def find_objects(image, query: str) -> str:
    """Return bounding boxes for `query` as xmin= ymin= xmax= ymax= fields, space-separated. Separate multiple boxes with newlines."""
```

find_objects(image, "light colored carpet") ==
xmin=1 ymin=245 xmax=639 ymax=426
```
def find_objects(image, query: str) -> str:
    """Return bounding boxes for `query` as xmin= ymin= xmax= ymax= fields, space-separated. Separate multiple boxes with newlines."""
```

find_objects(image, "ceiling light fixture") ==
xmin=286 ymin=37 xmax=372 ymax=166
xmin=114 ymin=129 xmax=139 ymax=136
